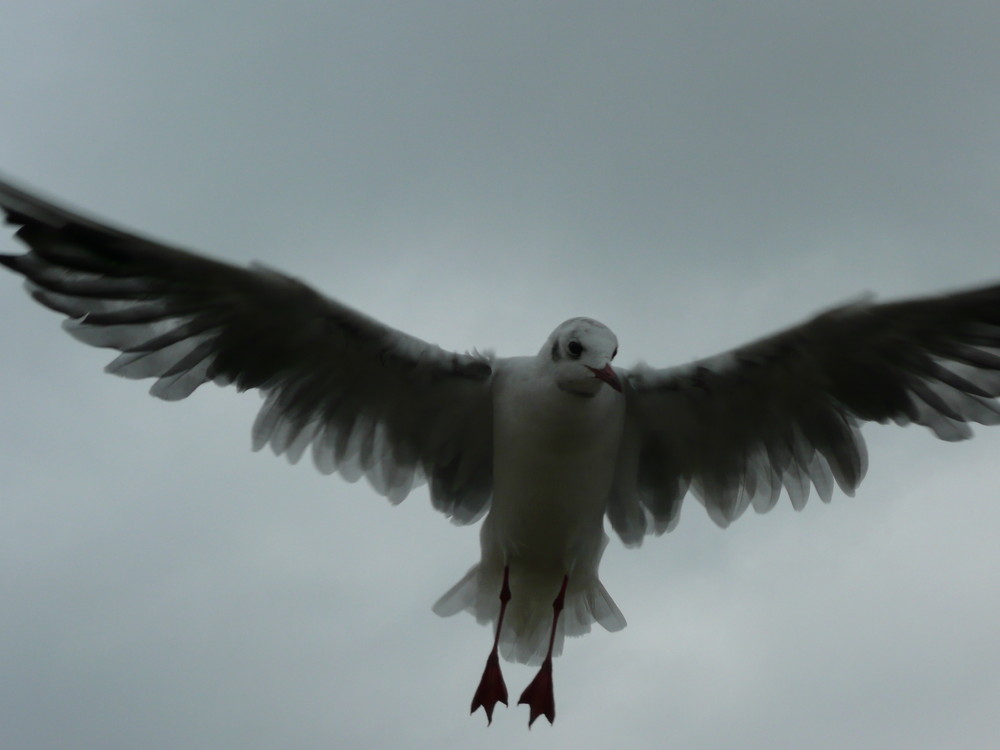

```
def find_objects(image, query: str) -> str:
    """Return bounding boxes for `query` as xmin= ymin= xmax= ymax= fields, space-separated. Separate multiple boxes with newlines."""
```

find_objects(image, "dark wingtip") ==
xmin=0 ymin=253 xmax=26 ymax=274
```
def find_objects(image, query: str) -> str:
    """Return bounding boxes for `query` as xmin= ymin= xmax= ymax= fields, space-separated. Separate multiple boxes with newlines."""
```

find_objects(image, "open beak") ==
xmin=586 ymin=364 xmax=622 ymax=392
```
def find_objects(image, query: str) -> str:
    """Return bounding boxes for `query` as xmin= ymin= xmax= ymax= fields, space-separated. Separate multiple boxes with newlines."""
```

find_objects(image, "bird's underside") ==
xmin=3 ymin=175 xmax=1000 ymax=726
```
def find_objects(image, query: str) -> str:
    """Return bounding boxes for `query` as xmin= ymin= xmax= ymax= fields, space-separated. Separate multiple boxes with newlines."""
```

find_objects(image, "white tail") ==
xmin=433 ymin=561 xmax=626 ymax=665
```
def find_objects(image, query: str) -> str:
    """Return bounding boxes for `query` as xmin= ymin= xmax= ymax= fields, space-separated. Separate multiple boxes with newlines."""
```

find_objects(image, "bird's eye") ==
xmin=612 ymin=347 xmax=618 ymax=360
xmin=567 ymin=340 xmax=583 ymax=358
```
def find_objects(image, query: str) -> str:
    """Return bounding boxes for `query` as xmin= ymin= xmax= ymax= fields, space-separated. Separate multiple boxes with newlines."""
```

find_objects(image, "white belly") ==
xmin=431 ymin=357 xmax=629 ymax=664
xmin=485 ymin=365 xmax=625 ymax=571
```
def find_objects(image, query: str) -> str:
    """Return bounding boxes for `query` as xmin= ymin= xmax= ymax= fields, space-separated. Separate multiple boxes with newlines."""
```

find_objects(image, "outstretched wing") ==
xmin=609 ymin=287 xmax=1000 ymax=544
xmin=0 ymin=177 xmax=494 ymax=523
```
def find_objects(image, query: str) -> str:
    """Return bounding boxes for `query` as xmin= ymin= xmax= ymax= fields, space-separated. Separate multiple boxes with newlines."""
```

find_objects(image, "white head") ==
xmin=540 ymin=317 xmax=622 ymax=397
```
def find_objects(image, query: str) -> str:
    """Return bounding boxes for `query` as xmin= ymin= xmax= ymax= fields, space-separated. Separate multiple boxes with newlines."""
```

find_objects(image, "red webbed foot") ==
xmin=518 ymin=657 xmax=555 ymax=727
xmin=471 ymin=648 xmax=508 ymax=724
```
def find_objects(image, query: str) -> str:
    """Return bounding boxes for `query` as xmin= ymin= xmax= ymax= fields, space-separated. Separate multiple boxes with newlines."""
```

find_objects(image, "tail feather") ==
xmin=432 ymin=563 xmax=626 ymax=665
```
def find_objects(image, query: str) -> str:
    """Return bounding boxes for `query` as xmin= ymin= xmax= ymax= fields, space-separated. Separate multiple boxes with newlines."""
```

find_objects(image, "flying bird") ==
xmin=3 ymin=176 xmax=1000 ymax=727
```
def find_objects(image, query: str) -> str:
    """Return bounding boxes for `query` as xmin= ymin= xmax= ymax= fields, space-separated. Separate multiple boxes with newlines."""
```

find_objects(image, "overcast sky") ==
xmin=2 ymin=3 xmax=1000 ymax=748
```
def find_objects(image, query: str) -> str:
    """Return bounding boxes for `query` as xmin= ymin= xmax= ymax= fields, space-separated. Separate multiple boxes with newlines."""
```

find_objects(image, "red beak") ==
xmin=586 ymin=364 xmax=622 ymax=392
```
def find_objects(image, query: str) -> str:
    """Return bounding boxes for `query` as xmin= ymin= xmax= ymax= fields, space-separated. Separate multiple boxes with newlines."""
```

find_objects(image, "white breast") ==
xmin=486 ymin=357 xmax=625 ymax=570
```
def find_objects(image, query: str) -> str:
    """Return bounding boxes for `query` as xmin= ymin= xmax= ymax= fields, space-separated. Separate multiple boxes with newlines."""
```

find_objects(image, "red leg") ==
xmin=470 ymin=566 xmax=511 ymax=724
xmin=518 ymin=574 xmax=569 ymax=727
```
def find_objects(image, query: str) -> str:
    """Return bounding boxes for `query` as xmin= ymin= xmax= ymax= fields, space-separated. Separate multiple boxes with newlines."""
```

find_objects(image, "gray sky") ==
xmin=2 ymin=3 xmax=1000 ymax=748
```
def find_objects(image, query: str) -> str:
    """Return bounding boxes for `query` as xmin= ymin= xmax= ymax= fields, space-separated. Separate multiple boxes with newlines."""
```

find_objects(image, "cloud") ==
xmin=2 ymin=3 xmax=999 ymax=748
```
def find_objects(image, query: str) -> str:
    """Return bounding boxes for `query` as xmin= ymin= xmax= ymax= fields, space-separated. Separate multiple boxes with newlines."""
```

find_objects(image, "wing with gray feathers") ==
xmin=609 ymin=287 xmax=1000 ymax=544
xmin=0 ymin=177 xmax=494 ymax=523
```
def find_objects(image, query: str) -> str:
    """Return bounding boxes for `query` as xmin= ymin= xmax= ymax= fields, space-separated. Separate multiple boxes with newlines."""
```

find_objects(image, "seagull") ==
xmin=3 ymin=176 xmax=1000 ymax=727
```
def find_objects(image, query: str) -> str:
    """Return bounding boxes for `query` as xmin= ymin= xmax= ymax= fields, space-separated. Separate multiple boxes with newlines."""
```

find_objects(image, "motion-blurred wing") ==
xmin=0 ymin=178 xmax=493 ymax=522
xmin=609 ymin=286 xmax=1000 ymax=544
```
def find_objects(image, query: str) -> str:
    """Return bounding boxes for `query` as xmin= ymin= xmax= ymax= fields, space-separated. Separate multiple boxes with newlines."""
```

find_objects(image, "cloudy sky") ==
xmin=2 ymin=3 xmax=1000 ymax=748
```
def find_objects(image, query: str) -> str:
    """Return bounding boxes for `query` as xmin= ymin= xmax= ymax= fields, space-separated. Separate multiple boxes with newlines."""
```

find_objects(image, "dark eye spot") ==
xmin=567 ymin=340 xmax=583 ymax=358
xmin=612 ymin=347 xmax=618 ymax=360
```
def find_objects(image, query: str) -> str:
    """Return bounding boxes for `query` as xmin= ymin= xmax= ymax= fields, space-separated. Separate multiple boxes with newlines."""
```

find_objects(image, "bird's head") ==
xmin=541 ymin=317 xmax=622 ymax=397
